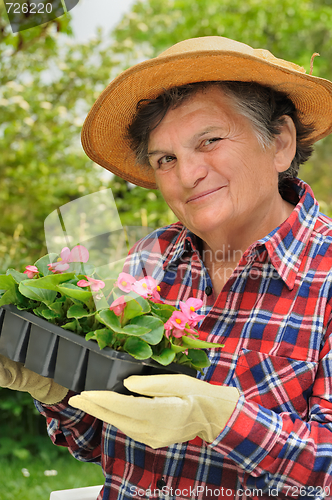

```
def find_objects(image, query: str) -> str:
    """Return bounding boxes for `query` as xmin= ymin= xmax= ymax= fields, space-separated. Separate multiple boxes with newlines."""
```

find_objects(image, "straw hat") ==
xmin=81 ymin=36 xmax=332 ymax=189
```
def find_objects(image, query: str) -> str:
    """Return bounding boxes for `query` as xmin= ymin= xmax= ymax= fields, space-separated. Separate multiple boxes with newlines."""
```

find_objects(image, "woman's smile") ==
xmin=185 ymin=186 xmax=225 ymax=204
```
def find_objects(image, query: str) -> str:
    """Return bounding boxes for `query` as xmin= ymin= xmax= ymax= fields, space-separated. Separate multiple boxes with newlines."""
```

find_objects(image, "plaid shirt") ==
xmin=36 ymin=178 xmax=332 ymax=500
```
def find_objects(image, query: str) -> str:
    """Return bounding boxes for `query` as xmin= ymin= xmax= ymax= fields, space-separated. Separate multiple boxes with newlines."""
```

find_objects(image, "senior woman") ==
xmin=2 ymin=37 xmax=332 ymax=499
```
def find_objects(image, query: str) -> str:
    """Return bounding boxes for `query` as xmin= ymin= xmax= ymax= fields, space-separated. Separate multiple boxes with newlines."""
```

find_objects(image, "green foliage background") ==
xmin=0 ymin=0 xmax=332 ymax=459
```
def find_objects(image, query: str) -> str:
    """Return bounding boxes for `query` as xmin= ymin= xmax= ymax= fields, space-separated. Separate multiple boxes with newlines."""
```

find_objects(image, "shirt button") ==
xmin=205 ymin=285 xmax=212 ymax=296
xmin=156 ymin=478 xmax=166 ymax=489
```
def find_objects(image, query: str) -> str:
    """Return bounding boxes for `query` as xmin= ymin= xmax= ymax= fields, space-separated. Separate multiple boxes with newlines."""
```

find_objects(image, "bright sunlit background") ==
xmin=71 ymin=0 xmax=135 ymax=41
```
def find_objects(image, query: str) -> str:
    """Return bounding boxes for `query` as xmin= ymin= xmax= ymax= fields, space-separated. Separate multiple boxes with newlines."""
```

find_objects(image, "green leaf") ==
xmin=130 ymin=315 xmax=164 ymax=345
xmin=169 ymin=337 xmax=188 ymax=354
xmin=15 ymin=298 xmax=35 ymax=310
xmin=75 ymin=316 xmax=94 ymax=334
xmin=48 ymin=297 xmax=66 ymax=315
xmin=33 ymin=304 xmax=50 ymax=318
xmin=6 ymin=269 xmax=28 ymax=283
xmin=151 ymin=348 xmax=175 ymax=366
xmin=97 ymin=309 xmax=122 ymax=332
xmin=149 ymin=300 xmax=175 ymax=321
xmin=85 ymin=332 xmax=96 ymax=341
xmin=129 ymin=292 xmax=151 ymax=313
xmin=67 ymin=304 xmax=95 ymax=319
xmin=86 ymin=328 xmax=115 ymax=349
xmin=18 ymin=282 xmax=57 ymax=305
xmin=62 ymin=319 xmax=82 ymax=334
xmin=122 ymin=324 xmax=151 ymax=336
xmin=0 ymin=275 xmax=17 ymax=290
xmin=93 ymin=294 xmax=109 ymax=310
xmin=22 ymin=273 xmax=75 ymax=291
xmin=0 ymin=275 xmax=29 ymax=307
xmin=0 ymin=291 xmax=14 ymax=307
xmin=57 ymin=283 xmax=92 ymax=302
xmin=121 ymin=296 xmax=144 ymax=322
xmin=186 ymin=349 xmax=211 ymax=369
xmin=18 ymin=284 xmax=40 ymax=302
xmin=181 ymin=336 xmax=225 ymax=350
xmin=40 ymin=308 xmax=62 ymax=321
xmin=34 ymin=253 xmax=58 ymax=276
xmin=112 ymin=333 xmax=128 ymax=350
xmin=97 ymin=309 xmax=152 ymax=337
xmin=0 ymin=287 xmax=25 ymax=307
xmin=123 ymin=337 xmax=152 ymax=360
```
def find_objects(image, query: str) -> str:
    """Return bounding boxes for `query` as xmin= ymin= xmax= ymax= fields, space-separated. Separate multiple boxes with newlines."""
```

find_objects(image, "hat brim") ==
xmin=81 ymin=49 xmax=332 ymax=189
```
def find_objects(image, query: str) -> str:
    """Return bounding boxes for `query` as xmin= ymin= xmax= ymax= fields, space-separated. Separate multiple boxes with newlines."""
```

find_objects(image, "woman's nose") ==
xmin=177 ymin=153 xmax=208 ymax=188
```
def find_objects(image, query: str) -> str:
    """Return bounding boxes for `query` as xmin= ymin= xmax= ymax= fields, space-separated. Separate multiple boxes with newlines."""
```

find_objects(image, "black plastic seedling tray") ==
xmin=0 ymin=304 xmax=196 ymax=393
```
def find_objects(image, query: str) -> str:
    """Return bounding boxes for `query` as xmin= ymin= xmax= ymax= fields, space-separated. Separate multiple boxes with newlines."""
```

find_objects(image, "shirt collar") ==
xmin=254 ymin=178 xmax=319 ymax=290
xmin=162 ymin=227 xmax=197 ymax=270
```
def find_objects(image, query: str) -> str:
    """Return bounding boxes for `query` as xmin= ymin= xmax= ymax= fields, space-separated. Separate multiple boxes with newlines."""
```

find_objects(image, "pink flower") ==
xmin=48 ymin=245 xmax=89 ymax=274
xmin=116 ymin=273 xmax=136 ymax=293
xmin=180 ymin=298 xmax=205 ymax=325
xmin=48 ymin=260 xmax=70 ymax=273
xmin=166 ymin=311 xmax=189 ymax=330
xmin=132 ymin=276 xmax=160 ymax=299
xmin=24 ymin=265 xmax=39 ymax=279
xmin=77 ymin=276 xmax=105 ymax=292
xmin=151 ymin=287 xmax=161 ymax=301
xmin=164 ymin=322 xmax=173 ymax=339
xmin=69 ymin=245 xmax=89 ymax=263
xmin=172 ymin=328 xmax=185 ymax=338
xmin=164 ymin=323 xmax=184 ymax=340
xmin=110 ymin=295 xmax=126 ymax=316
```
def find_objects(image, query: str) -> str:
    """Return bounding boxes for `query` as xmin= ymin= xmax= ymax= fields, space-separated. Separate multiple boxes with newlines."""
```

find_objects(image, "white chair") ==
xmin=50 ymin=485 xmax=103 ymax=500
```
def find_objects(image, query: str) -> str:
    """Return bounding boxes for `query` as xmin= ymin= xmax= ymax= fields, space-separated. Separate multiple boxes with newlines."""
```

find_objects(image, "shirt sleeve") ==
xmin=34 ymin=390 xmax=103 ymax=465
xmin=210 ymin=313 xmax=332 ymax=497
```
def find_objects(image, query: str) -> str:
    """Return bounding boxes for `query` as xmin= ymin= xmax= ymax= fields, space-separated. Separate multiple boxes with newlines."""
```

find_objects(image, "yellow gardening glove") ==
xmin=0 ymin=354 xmax=68 ymax=404
xmin=69 ymin=374 xmax=240 ymax=449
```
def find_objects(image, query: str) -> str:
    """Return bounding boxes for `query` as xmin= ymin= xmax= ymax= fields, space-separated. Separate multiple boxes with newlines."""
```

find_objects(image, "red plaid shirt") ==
xmin=36 ymin=179 xmax=332 ymax=500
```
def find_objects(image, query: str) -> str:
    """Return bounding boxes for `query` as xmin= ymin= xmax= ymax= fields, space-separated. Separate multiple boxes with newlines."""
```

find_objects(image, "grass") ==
xmin=0 ymin=441 xmax=105 ymax=500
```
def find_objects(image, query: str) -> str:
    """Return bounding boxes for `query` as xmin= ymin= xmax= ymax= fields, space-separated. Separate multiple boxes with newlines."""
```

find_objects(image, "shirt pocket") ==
xmin=234 ymin=349 xmax=318 ymax=419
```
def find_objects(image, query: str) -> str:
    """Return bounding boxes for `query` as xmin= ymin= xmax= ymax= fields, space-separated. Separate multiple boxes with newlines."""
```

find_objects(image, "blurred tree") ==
xmin=111 ymin=0 xmax=332 ymax=213
xmin=0 ymin=4 xmax=110 ymax=271
xmin=0 ymin=5 xmax=172 ymax=274
xmin=112 ymin=0 xmax=332 ymax=74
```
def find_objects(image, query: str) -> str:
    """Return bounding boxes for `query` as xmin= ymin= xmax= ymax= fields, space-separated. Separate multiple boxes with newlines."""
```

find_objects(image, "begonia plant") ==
xmin=0 ymin=246 xmax=224 ymax=371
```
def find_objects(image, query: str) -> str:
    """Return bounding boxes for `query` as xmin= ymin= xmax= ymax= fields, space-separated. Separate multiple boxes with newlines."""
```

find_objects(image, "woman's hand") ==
xmin=69 ymin=374 xmax=240 ymax=449
xmin=0 ymin=354 xmax=68 ymax=404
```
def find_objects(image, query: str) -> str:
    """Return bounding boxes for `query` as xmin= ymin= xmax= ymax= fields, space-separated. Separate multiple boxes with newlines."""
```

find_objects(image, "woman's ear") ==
xmin=273 ymin=115 xmax=297 ymax=173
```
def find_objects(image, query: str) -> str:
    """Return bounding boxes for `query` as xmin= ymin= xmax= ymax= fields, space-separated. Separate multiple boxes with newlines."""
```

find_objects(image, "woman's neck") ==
xmin=200 ymin=198 xmax=294 ymax=296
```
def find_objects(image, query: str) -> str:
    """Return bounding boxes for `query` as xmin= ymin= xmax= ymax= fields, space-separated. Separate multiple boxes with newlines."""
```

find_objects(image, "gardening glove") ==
xmin=69 ymin=374 xmax=240 ymax=449
xmin=0 ymin=354 xmax=68 ymax=404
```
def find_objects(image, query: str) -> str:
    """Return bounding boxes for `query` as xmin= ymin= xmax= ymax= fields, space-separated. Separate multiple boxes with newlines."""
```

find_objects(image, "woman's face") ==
xmin=147 ymin=87 xmax=293 ymax=245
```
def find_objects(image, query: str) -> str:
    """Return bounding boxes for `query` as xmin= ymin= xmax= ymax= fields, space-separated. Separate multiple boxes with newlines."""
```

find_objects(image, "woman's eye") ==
xmin=158 ymin=155 xmax=175 ymax=168
xmin=203 ymin=137 xmax=221 ymax=146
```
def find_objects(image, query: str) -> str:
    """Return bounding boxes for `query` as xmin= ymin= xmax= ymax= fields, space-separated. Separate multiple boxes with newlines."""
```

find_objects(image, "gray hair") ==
xmin=127 ymin=81 xmax=315 ymax=192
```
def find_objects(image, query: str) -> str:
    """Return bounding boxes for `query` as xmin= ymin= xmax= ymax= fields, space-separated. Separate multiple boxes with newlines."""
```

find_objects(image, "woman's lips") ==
xmin=186 ymin=186 xmax=224 ymax=203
